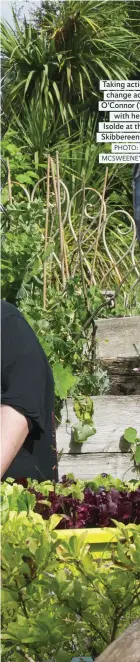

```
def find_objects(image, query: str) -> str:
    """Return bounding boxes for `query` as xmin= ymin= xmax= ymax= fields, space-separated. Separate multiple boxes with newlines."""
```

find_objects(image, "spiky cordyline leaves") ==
xmin=1 ymin=1 xmax=139 ymax=128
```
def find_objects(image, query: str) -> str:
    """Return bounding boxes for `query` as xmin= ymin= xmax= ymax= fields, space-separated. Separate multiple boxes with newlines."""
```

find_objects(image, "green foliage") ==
xmin=0 ymin=483 xmax=36 ymax=523
xmin=101 ymin=293 xmax=140 ymax=319
xmin=1 ymin=133 xmax=140 ymax=316
xmin=112 ymin=521 xmax=140 ymax=574
xmin=72 ymin=422 xmax=96 ymax=443
xmin=2 ymin=113 xmax=140 ymax=312
xmin=1 ymin=199 xmax=45 ymax=303
xmin=1 ymin=191 xmax=109 ymax=435
xmin=1 ymin=508 xmax=140 ymax=661
xmin=2 ymin=1 xmax=139 ymax=129
xmin=73 ymin=396 xmax=96 ymax=443
xmin=74 ymin=396 xmax=94 ymax=423
xmin=84 ymin=473 xmax=140 ymax=493
xmin=124 ymin=428 xmax=140 ymax=468
xmin=124 ymin=428 xmax=138 ymax=444
xmin=1 ymin=0 xmax=140 ymax=213
xmin=14 ymin=277 xmax=109 ymax=425
xmin=53 ymin=362 xmax=78 ymax=400
xmin=1 ymin=130 xmax=39 ymax=186
xmin=1 ymin=0 xmax=140 ymax=455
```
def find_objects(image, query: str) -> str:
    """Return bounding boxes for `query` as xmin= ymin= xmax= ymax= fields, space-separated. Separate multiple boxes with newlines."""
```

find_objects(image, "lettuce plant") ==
xmin=2 ymin=474 xmax=140 ymax=528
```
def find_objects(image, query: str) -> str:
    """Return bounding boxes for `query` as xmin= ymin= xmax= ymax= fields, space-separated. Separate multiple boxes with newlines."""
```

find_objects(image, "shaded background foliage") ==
xmin=1 ymin=0 xmax=140 ymax=405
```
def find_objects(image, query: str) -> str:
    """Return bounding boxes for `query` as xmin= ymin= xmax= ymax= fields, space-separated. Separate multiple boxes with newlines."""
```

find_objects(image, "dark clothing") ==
xmin=133 ymin=164 xmax=140 ymax=241
xmin=1 ymin=300 xmax=58 ymax=482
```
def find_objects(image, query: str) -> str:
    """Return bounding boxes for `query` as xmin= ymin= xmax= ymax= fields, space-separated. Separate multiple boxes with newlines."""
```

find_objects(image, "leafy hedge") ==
xmin=1 ymin=507 xmax=140 ymax=661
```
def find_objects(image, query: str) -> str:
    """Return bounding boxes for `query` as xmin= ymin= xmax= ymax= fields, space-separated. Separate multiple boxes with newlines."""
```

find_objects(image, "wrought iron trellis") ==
xmin=1 ymin=156 xmax=140 ymax=310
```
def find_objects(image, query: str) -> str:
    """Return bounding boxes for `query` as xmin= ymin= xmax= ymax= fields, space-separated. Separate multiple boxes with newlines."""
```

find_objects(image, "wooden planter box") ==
xmin=57 ymin=395 xmax=140 ymax=482
xmin=57 ymin=527 xmax=117 ymax=552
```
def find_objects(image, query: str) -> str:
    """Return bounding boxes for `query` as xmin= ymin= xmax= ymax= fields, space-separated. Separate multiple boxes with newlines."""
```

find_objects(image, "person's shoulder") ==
xmin=1 ymin=300 xmax=48 ymax=369
xmin=1 ymin=300 xmax=23 ymax=321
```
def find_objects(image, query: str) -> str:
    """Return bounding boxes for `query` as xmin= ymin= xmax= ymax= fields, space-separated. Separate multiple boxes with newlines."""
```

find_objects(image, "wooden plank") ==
xmin=84 ymin=317 xmax=140 ymax=394
xmin=56 ymin=395 xmax=140 ymax=454
xmin=101 ymin=357 xmax=140 ymax=395
xmin=59 ymin=453 xmax=139 ymax=481
xmin=96 ymin=620 xmax=140 ymax=662
xmin=96 ymin=316 xmax=140 ymax=360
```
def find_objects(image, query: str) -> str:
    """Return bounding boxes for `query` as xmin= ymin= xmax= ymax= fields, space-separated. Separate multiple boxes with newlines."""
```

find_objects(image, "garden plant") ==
xmin=1 ymin=500 xmax=140 ymax=661
xmin=1 ymin=3 xmax=140 ymax=660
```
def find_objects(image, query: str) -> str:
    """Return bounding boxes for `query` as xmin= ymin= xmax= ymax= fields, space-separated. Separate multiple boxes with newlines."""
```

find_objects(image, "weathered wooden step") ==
xmin=59 ymin=452 xmax=138 ymax=481
xmin=96 ymin=316 xmax=140 ymax=360
xmin=57 ymin=395 xmax=140 ymax=480
xmin=96 ymin=316 xmax=140 ymax=395
xmin=96 ymin=620 xmax=140 ymax=662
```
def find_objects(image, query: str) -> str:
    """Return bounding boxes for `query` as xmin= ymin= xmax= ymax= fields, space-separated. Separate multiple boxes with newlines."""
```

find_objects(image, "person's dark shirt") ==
xmin=1 ymin=300 xmax=58 ymax=483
